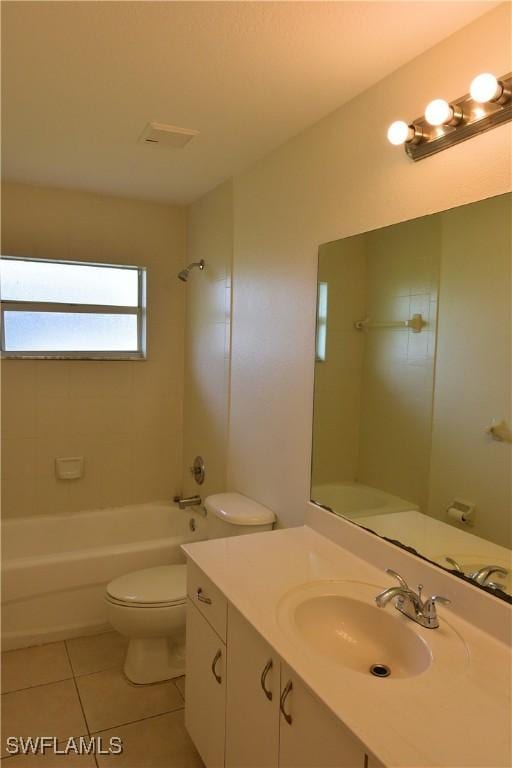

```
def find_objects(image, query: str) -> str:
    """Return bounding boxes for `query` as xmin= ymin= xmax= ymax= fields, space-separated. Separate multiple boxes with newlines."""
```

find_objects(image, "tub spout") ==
xmin=174 ymin=495 xmax=202 ymax=510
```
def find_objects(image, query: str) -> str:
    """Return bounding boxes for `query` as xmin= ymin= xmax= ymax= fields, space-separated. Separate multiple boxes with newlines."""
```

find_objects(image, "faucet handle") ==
xmin=385 ymin=568 xmax=410 ymax=590
xmin=421 ymin=595 xmax=451 ymax=628
xmin=422 ymin=595 xmax=451 ymax=622
xmin=445 ymin=557 xmax=463 ymax=573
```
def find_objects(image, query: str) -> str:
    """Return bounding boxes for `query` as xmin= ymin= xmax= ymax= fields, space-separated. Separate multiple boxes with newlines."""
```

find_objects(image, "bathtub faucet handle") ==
xmin=189 ymin=456 xmax=205 ymax=485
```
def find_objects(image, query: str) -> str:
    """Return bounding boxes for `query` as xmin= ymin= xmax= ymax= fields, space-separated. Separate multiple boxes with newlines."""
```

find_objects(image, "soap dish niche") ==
xmin=55 ymin=457 xmax=84 ymax=480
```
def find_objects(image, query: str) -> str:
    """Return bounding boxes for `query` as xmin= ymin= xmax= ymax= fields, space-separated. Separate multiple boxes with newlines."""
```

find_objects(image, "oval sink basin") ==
xmin=277 ymin=580 xmax=467 ymax=680
xmin=293 ymin=594 xmax=431 ymax=678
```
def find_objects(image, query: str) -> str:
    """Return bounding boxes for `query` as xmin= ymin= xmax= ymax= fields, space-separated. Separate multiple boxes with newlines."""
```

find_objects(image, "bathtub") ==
xmin=1 ymin=501 xmax=207 ymax=650
xmin=311 ymin=482 xmax=419 ymax=520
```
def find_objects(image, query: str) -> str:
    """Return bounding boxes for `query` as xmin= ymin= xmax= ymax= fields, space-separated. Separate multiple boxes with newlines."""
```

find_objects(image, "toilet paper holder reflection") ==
xmin=446 ymin=499 xmax=474 ymax=525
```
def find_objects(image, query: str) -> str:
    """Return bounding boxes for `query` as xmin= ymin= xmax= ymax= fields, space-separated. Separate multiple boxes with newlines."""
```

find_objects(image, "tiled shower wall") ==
xmin=358 ymin=216 xmax=439 ymax=510
xmin=1 ymin=183 xmax=187 ymax=517
xmin=181 ymin=180 xmax=233 ymax=501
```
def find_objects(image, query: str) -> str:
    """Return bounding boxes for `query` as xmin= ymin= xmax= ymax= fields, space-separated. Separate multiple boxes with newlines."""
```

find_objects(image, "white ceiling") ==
xmin=2 ymin=1 xmax=498 ymax=205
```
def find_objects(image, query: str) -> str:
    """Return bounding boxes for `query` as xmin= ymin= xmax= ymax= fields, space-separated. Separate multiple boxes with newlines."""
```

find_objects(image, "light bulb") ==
xmin=470 ymin=73 xmax=502 ymax=103
xmin=425 ymin=99 xmax=453 ymax=126
xmin=387 ymin=121 xmax=413 ymax=146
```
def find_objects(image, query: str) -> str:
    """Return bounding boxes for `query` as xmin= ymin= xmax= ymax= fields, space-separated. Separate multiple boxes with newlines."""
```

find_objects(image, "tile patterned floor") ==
xmin=1 ymin=632 xmax=203 ymax=768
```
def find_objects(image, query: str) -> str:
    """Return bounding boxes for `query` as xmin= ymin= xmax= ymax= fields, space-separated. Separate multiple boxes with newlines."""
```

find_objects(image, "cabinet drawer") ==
xmin=187 ymin=559 xmax=227 ymax=641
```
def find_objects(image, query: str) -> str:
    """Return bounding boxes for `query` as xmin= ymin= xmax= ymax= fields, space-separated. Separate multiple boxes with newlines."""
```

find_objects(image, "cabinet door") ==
xmin=278 ymin=665 xmax=365 ymax=768
xmin=225 ymin=605 xmax=280 ymax=768
xmin=185 ymin=599 xmax=226 ymax=768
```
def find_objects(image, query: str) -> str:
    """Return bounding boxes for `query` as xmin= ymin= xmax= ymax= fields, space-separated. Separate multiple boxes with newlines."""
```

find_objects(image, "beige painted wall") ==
xmin=428 ymin=193 xmax=511 ymax=548
xmin=182 ymin=181 xmax=233 ymax=500
xmin=1 ymin=183 xmax=187 ymax=517
xmin=228 ymin=4 xmax=512 ymax=527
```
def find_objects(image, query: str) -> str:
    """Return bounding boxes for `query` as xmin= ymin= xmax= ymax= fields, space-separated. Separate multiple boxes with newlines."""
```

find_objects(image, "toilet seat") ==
xmin=106 ymin=564 xmax=187 ymax=609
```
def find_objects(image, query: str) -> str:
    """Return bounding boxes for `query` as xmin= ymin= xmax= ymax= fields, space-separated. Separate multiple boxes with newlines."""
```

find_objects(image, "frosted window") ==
xmin=316 ymin=282 xmax=328 ymax=362
xmin=1 ymin=259 xmax=138 ymax=306
xmin=1 ymin=257 xmax=145 ymax=359
xmin=3 ymin=312 xmax=138 ymax=352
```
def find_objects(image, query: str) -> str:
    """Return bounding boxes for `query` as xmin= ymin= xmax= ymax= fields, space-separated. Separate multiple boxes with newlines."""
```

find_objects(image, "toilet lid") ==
xmin=106 ymin=565 xmax=187 ymax=607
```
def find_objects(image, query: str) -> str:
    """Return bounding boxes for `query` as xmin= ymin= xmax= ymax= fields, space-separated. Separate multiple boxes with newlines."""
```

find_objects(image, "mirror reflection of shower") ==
xmin=178 ymin=259 xmax=205 ymax=282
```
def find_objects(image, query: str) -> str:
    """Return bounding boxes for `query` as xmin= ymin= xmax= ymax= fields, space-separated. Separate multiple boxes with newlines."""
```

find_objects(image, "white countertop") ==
xmin=183 ymin=526 xmax=512 ymax=768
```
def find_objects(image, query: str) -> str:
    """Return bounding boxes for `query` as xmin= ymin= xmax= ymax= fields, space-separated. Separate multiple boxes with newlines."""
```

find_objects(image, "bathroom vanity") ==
xmin=183 ymin=525 xmax=511 ymax=768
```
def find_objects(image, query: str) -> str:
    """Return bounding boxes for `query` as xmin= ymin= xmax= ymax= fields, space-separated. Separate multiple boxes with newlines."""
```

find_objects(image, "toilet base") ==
xmin=124 ymin=635 xmax=186 ymax=685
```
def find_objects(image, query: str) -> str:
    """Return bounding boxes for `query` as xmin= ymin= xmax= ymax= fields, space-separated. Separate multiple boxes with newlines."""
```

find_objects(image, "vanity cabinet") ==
xmin=225 ymin=606 xmax=280 ymax=768
xmin=278 ymin=663 xmax=365 ymax=768
xmin=185 ymin=599 xmax=226 ymax=768
xmin=185 ymin=567 xmax=371 ymax=768
xmin=224 ymin=605 xmax=365 ymax=768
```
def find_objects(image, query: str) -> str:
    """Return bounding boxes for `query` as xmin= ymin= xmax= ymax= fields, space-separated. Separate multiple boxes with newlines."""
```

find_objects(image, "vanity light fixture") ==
xmin=386 ymin=120 xmax=422 ymax=146
xmin=424 ymin=98 xmax=463 ymax=127
xmin=387 ymin=71 xmax=512 ymax=160
xmin=470 ymin=73 xmax=510 ymax=104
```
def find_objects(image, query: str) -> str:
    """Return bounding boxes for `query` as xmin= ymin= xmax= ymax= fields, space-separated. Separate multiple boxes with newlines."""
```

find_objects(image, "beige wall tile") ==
xmin=1 ymin=437 xmax=37 ymax=517
xmin=1 ymin=362 xmax=38 ymax=440
xmin=356 ymin=213 xmax=439 ymax=510
xmin=1 ymin=184 xmax=186 ymax=518
xmin=182 ymin=181 xmax=233 ymax=501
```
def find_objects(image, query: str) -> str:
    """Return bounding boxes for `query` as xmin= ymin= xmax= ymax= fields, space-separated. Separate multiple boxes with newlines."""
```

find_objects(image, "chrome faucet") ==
xmin=444 ymin=557 xmax=509 ymax=590
xmin=469 ymin=564 xmax=509 ymax=587
xmin=174 ymin=494 xmax=202 ymax=510
xmin=375 ymin=569 xmax=450 ymax=629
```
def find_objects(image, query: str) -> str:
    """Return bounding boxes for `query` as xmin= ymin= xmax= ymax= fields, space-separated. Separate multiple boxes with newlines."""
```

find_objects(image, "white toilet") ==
xmin=105 ymin=492 xmax=275 ymax=684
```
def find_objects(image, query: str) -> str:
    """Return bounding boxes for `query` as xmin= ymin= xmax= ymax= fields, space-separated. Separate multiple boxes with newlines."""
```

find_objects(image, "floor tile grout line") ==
xmin=87 ymin=701 xmax=186 ymax=737
xmin=64 ymin=641 xmax=94 ymax=742
xmin=64 ymin=637 xmax=79 ymax=677
xmin=89 ymin=705 xmax=186 ymax=737
xmin=1 ymin=674 xmax=75 ymax=697
xmin=0 ymin=665 xmax=132 ymax=695
xmin=67 ymin=663 xmax=126 ymax=682
xmin=2 ymin=633 xmax=187 ymax=766
xmin=64 ymin=643 xmax=101 ymax=768
xmin=64 ymin=639 xmax=100 ymax=768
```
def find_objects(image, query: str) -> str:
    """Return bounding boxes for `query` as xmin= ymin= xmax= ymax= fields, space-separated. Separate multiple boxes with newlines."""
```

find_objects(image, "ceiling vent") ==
xmin=139 ymin=122 xmax=199 ymax=148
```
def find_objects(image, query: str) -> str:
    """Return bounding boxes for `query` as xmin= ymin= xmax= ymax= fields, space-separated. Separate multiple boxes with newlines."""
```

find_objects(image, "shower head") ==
xmin=177 ymin=259 xmax=205 ymax=282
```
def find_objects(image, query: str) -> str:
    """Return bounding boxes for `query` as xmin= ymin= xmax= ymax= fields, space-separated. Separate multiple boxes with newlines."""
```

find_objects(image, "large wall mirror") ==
xmin=311 ymin=192 xmax=511 ymax=602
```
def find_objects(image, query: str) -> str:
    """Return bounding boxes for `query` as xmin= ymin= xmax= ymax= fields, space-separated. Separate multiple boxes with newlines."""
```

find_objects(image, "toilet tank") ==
xmin=205 ymin=493 xmax=275 ymax=539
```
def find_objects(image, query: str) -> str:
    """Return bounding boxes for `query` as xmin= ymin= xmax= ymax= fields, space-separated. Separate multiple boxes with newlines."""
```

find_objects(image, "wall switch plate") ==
xmin=55 ymin=457 xmax=84 ymax=480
